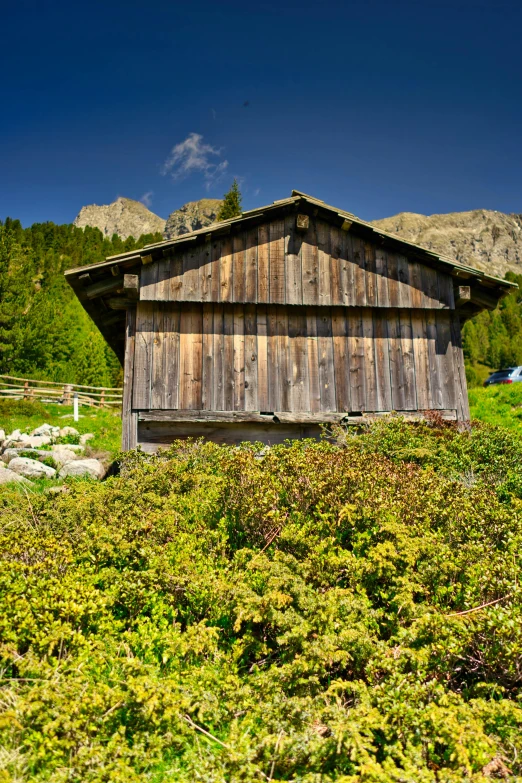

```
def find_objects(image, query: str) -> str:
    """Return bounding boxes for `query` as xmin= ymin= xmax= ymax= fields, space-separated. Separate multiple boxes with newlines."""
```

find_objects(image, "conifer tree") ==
xmin=217 ymin=179 xmax=242 ymax=220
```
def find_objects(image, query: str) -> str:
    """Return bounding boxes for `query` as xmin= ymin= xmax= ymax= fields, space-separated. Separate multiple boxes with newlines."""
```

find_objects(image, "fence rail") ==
xmin=0 ymin=375 xmax=123 ymax=408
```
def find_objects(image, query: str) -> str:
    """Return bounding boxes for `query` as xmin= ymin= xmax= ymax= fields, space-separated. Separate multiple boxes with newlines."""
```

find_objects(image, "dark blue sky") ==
xmin=2 ymin=0 xmax=521 ymax=227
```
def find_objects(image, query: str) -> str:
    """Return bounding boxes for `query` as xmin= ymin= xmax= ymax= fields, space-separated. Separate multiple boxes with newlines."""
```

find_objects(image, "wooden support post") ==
xmin=63 ymin=384 xmax=73 ymax=405
xmin=100 ymin=390 xmax=105 ymax=407
xmin=296 ymin=214 xmax=310 ymax=232
xmin=455 ymin=285 xmax=471 ymax=304
xmin=23 ymin=380 xmax=29 ymax=400
xmin=123 ymin=274 xmax=139 ymax=300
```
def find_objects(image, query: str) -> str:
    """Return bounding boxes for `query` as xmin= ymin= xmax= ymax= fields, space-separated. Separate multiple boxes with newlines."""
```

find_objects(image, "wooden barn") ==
xmin=65 ymin=190 xmax=514 ymax=451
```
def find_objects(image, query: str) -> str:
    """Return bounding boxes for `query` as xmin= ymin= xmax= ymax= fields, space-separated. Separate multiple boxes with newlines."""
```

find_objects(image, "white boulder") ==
xmin=0 ymin=468 xmax=32 ymax=485
xmin=0 ymin=429 xmax=5 ymax=444
xmin=80 ymin=433 xmax=95 ymax=446
xmin=50 ymin=446 xmax=77 ymax=468
xmin=25 ymin=435 xmax=52 ymax=448
xmin=31 ymin=424 xmax=60 ymax=437
xmin=59 ymin=459 xmax=105 ymax=480
xmin=9 ymin=457 xmax=56 ymax=479
xmin=59 ymin=426 xmax=79 ymax=438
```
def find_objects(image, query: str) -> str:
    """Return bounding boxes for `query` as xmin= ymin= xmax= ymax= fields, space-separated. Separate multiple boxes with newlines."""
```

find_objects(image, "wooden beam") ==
xmin=141 ymin=254 xmax=154 ymax=265
xmin=137 ymin=409 xmax=458 ymax=424
xmin=340 ymin=218 xmax=352 ymax=231
xmin=470 ymin=289 xmax=500 ymax=310
xmin=111 ymin=265 xmax=121 ymax=277
xmin=123 ymin=273 xmax=139 ymax=300
xmin=107 ymin=297 xmax=138 ymax=310
xmin=85 ymin=275 xmax=124 ymax=299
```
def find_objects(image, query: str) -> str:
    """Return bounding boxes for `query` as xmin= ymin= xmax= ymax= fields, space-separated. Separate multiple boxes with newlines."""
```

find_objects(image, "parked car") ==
xmin=484 ymin=367 xmax=522 ymax=386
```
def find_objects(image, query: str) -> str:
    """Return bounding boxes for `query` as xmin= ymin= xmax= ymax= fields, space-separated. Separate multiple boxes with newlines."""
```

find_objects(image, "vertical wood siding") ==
xmin=140 ymin=218 xmax=455 ymax=310
xmin=132 ymin=302 xmax=461 ymax=414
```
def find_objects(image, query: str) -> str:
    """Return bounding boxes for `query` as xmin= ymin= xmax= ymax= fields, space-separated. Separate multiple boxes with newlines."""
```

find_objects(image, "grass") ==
xmin=469 ymin=383 xmax=522 ymax=431
xmin=0 ymin=399 xmax=122 ymax=462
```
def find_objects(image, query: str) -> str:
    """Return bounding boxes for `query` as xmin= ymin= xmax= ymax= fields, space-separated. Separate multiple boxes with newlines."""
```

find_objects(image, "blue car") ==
xmin=484 ymin=367 xmax=522 ymax=386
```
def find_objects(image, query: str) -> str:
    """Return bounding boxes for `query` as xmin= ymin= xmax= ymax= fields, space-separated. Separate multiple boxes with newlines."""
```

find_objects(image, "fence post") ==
xmin=63 ymin=384 xmax=73 ymax=405
xmin=100 ymin=390 xmax=105 ymax=408
xmin=23 ymin=381 xmax=29 ymax=400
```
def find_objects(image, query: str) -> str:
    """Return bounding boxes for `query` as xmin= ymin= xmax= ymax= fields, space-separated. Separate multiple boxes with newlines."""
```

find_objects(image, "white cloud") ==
xmin=140 ymin=191 xmax=154 ymax=208
xmin=161 ymin=132 xmax=228 ymax=188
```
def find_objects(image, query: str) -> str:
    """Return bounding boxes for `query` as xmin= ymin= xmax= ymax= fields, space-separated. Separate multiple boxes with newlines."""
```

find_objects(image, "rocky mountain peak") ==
xmin=370 ymin=209 xmax=522 ymax=279
xmin=163 ymin=199 xmax=223 ymax=240
xmin=73 ymin=197 xmax=166 ymax=240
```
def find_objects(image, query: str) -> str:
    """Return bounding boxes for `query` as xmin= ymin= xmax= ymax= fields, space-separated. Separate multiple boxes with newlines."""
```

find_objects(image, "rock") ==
xmin=2 ymin=448 xmax=54 ymax=464
xmin=0 ymin=469 xmax=32 ymax=485
xmin=164 ymin=199 xmax=223 ymax=240
xmin=74 ymin=197 xmax=166 ymax=240
xmin=59 ymin=414 xmax=85 ymax=419
xmin=50 ymin=446 xmax=78 ymax=468
xmin=0 ymin=429 xmax=5 ymax=444
xmin=9 ymin=457 xmax=56 ymax=479
xmin=59 ymin=459 xmax=105 ymax=480
xmin=9 ymin=429 xmax=22 ymax=441
xmin=371 ymin=209 xmax=522 ymax=280
xmin=31 ymin=423 xmax=60 ymax=437
xmin=80 ymin=433 xmax=95 ymax=446
xmin=25 ymin=435 xmax=52 ymax=448
xmin=45 ymin=485 xmax=69 ymax=495
xmin=59 ymin=426 xmax=79 ymax=437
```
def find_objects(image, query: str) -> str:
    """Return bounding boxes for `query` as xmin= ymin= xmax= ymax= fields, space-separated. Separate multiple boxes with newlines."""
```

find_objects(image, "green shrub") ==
xmin=0 ymin=398 xmax=49 ymax=418
xmin=0 ymin=423 xmax=521 ymax=781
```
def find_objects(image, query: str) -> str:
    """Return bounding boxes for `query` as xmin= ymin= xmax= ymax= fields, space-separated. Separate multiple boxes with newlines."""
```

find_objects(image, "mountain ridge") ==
xmin=73 ymin=197 xmax=522 ymax=279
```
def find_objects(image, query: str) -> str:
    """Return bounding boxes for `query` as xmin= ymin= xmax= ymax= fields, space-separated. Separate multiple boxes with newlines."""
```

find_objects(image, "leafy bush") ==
xmin=0 ymin=422 xmax=521 ymax=782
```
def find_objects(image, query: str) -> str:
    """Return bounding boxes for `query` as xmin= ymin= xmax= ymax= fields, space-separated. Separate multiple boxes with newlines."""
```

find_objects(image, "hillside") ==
xmin=371 ymin=209 xmax=522 ymax=279
xmin=0 ymin=414 xmax=521 ymax=781
xmin=74 ymin=197 xmax=166 ymax=240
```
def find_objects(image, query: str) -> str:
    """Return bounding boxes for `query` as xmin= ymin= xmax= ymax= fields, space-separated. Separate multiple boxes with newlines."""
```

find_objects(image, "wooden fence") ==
xmin=0 ymin=375 xmax=123 ymax=408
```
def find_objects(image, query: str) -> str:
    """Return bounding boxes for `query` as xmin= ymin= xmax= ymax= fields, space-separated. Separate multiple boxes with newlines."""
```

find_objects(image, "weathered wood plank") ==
xmin=364 ymin=242 xmax=378 ymax=306
xmin=244 ymin=304 xmax=258 ymax=411
xmin=132 ymin=302 xmax=154 ymax=409
xmin=245 ymin=227 xmax=258 ymax=302
xmin=317 ymin=220 xmax=331 ymax=306
xmin=347 ymin=308 xmax=365 ymax=411
xmin=409 ymin=261 xmax=424 ymax=309
xmin=411 ymin=310 xmax=431 ymax=410
xmin=257 ymin=223 xmax=270 ymax=303
xmin=332 ymin=307 xmax=350 ymax=412
xmin=168 ymin=249 xmax=184 ymax=301
xmin=138 ymin=409 xmax=458 ymax=424
xmin=232 ymin=233 xmax=246 ymax=302
xmin=233 ymin=304 xmax=245 ymax=410
xmin=301 ymin=219 xmax=319 ymax=305
xmin=388 ymin=310 xmax=404 ymax=410
xmin=151 ymin=305 xmax=166 ymax=408
xmin=329 ymin=226 xmax=343 ymax=306
xmin=399 ymin=310 xmax=417 ymax=410
xmin=182 ymin=244 xmax=201 ymax=301
xmin=201 ymin=303 xmax=214 ymax=410
xmin=284 ymin=214 xmax=303 ymax=305
xmin=138 ymin=420 xmax=323 ymax=449
xmin=387 ymin=253 xmax=400 ymax=308
xmin=122 ymin=308 xmax=137 ymax=450
xmin=223 ymin=306 xmax=235 ymax=409
xmin=373 ymin=310 xmax=392 ymax=411
xmin=210 ymin=239 xmax=221 ymax=301
xmin=200 ymin=238 xmax=213 ymax=302
xmin=154 ymin=258 xmax=170 ymax=301
xmin=436 ymin=310 xmax=457 ymax=410
xmin=449 ymin=312 xmax=470 ymax=422
xmin=426 ymin=311 xmax=443 ymax=409
xmin=213 ymin=305 xmax=225 ymax=410
xmin=374 ymin=247 xmax=389 ymax=308
xmin=361 ymin=309 xmax=378 ymax=410
xmin=267 ymin=305 xmax=279 ymax=411
xmin=288 ymin=308 xmax=309 ymax=412
xmin=341 ymin=232 xmax=355 ymax=306
xmin=397 ymin=254 xmax=411 ymax=308
xmin=317 ymin=309 xmax=336 ymax=412
xmin=220 ymin=236 xmax=233 ymax=303
xmin=257 ymin=305 xmax=269 ymax=411
xmin=277 ymin=307 xmax=290 ymax=411
xmin=269 ymin=220 xmax=286 ymax=303
xmin=421 ymin=265 xmax=440 ymax=309
xmin=437 ymin=272 xmax=455 ymax=309
xmin=306 ymin=307 xmax=321 ymax=413
xmin=352 ymin=236 xmax=367 ymax=307
xmin=163 ymin=304 xmax=180 ymax=410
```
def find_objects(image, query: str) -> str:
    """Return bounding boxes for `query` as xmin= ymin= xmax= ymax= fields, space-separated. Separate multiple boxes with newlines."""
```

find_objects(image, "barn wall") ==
xmin=130 ymin=301 xmax=468 ymax=417
xmin=139 ymin=218 xmax=455 ymax=310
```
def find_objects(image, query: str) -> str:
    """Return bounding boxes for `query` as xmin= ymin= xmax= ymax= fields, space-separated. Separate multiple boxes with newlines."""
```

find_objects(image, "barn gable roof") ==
xmin=65 ymin=190 xmax=517 ymax=362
